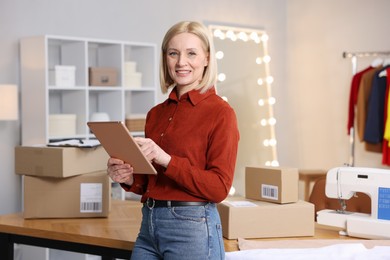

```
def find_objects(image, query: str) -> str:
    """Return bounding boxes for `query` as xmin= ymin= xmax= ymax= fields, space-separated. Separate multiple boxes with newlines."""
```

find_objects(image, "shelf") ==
xmin=20 ymin=35 xmax=157 ymax=145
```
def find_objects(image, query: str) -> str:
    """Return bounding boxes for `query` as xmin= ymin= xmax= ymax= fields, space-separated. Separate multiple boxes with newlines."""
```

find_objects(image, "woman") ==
xmin=107 ymin=21 xmax=239 ymax=260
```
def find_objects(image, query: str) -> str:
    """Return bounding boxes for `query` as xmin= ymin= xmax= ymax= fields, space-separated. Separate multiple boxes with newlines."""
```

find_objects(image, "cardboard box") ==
xmin=246 ymin=166 xmax=299 ymax=204
xmin=23 ymin=171 xmax=111 ymax=219
xmin=218 ymin=197 xmax=314 ymax=239
xmin=15 ymin=145 xmax=109 ymax=178
xmin=89 ymin=67 xmax=118 ymax=86
xmin=125 ymin=114 xmax=146 ymax=132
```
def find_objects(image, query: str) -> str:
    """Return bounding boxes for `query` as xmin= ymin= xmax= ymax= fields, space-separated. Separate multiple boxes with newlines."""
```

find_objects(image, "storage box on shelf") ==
xmin=124 ymin=61 xmax=142 ymax=88
xmin=20 ymin=35 xmax=158 ymax=145
xmin=89 ymin=67 xmax=118 ymax=86
xmin=49 ymin=65 xmax=76 ymax=87
xmin=125 ymin=114 xmax=146 ymax=132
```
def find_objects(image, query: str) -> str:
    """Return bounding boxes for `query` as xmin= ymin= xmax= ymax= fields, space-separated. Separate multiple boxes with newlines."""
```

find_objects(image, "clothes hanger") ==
xmin=383 ymin=58 xmax=390 ymax=66
xmin=371 ymin=57 xmax=384 ymax=67
xmin=378 ymin=58 xmax=390 ymax=77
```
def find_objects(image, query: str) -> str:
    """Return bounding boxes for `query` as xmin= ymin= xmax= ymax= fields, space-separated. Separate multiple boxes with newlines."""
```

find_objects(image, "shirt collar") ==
xmin=168 ymin=87 xmax=216 ymax=106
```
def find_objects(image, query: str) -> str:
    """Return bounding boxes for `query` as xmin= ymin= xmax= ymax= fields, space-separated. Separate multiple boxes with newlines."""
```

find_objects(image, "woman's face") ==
xmin=166 ymin=32 xmax=209 ymax=90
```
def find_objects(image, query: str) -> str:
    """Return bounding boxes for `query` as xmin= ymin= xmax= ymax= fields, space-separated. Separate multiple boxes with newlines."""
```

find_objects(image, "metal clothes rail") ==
xmin=343 ymin=51 xmax=390 ymax=166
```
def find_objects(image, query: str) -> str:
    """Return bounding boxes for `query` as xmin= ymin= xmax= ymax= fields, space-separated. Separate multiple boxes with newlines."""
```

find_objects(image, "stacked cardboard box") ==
xmin=218 ymin=166 xmax=315 ymax=239
xmin=15 ymin=145 xmax=111 ymax=219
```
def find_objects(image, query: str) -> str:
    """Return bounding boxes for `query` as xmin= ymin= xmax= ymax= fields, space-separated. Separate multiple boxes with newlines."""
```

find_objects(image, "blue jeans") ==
xmin=130 ymin=203 xmax=225 ymax=260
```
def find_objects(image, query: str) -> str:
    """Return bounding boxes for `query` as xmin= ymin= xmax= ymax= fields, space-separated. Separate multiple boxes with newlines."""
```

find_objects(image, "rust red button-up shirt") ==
xmin=124 ymin=87 xmax=239 ymax=203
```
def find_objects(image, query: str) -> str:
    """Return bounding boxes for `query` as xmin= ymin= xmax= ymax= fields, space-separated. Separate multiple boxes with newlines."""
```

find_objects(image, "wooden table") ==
xmin=0 ymin=199 xmax=369 ymax=259
xmin=0 ymin=200 xmax=142 ymax=260
xmin=299 ymin=169 xmax=327 ymax=201
xmin=224 ymin=223 xmax=363 ymax=252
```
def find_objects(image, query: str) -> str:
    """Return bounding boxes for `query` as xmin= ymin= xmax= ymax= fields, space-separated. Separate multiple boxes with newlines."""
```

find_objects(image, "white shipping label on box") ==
xmin=261 ymin=184 xmax=279 ymax=200
xmin=227 ymin=201 xmax=258 ymax=207
xmin=80 ymin=183 xmax=103 ymax=213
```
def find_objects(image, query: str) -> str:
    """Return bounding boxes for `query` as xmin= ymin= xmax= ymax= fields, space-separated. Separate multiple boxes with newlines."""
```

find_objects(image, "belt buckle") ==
xmin=146 ymin=198 xmax=155 ymax=209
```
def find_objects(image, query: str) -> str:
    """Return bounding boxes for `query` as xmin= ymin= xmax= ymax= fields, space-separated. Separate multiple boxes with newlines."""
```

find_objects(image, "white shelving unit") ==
xmin=18 ymin=35 xmax=157 ymax=260
xmin=20 ymin=35 xmax=157 ymax=145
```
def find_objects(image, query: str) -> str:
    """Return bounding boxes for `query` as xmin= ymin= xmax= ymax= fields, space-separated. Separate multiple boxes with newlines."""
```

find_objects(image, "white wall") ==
xmin=1 ymin=0 xmax=390 ymax=214
xmin=284 ymin=0 xmax=390 ymax=170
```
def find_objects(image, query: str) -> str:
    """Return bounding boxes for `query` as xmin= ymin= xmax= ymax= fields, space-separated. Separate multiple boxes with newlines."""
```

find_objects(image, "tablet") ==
xmin=87 ymin=121 xmax=157 ymax=175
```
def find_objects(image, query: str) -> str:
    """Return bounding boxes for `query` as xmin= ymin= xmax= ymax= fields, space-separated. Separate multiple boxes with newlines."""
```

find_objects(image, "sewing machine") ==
xmin=316 ymin=166 xmax=390 ymax=239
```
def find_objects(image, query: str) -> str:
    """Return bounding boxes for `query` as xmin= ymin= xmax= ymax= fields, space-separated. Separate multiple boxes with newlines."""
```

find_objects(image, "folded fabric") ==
xmin=225 ymin=243 xmax=390 ymax=260
xmin=237 ymin=238 xmax=390 ymax=250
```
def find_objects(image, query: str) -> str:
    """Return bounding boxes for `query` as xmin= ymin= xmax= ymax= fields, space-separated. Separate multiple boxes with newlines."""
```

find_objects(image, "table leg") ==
xmin=0 ymin=232 xmax=14 ymax=260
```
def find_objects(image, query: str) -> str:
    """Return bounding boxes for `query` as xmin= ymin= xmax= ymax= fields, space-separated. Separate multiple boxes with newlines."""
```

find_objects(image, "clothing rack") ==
xmin=343 ymin=51 xmax=390 ymax=166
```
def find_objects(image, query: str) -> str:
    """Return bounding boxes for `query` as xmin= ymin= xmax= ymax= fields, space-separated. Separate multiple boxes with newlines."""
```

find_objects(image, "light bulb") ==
xmin=266 ymin=76 xmax=274 ymax=84
xmin=256 ymin=57 xmax=262 ymax=64
xmin=268 ymin=117 xmax=276 ymax=125
xmin=216 ymin=51 xmax=224 ymax=60
xmin=258 ymin=99 xmax=265 ymax=106
xmin=260 ymin=119 xmax=267 ymax=126
xmin=263 ymin=55 xmax=271 ymax=63
xmin=218 ymin=73 xmax=226 ymax=82
xmin=261 ymin=34 xmax=269 ymax=42
xmin=269 ymin=139 xmax=277 ymax=146
xmin=271 ymin=160 xmax=279 ymax=167
xmin=250 ymin=32 xmax=259 ymax=41
xmin=213 ymin=29 xmax=223 ymax=38
xmin=226 ymin=30 xmax=235 ymax=39
xmin=238 ymin=31 xmax=248 ymax=42
xmin=268 ymin=97 xmax=276 ymax=104
xmin=257 ymin=78 xmax=264 ymax=85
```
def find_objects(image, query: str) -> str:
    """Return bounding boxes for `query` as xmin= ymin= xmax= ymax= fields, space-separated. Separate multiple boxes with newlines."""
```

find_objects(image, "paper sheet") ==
xmin=48 ymin=139 xmax=101 ymax=148
xmin=225 ymin=243 xmax=390 ymax=260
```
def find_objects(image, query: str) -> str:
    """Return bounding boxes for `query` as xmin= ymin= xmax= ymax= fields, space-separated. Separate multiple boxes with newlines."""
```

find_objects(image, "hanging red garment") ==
xmin=347 ymin=66 xmax=374 ymax=135
xmin=382 ymin=68 xmax=390 ymax=165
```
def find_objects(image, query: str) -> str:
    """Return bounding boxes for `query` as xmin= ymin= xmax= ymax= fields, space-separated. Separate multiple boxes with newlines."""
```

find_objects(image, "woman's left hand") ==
xmin=134 ymin=137 xmax=171 ymax=168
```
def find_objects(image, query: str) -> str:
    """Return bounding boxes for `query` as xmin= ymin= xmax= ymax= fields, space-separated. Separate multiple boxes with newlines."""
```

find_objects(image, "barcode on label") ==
xmin=261 ymin=184 xmax=278 ymax=200
xmin=80 ymin=183 xmax=103 ymax=213
xmin=80 ymin=202 xmax=102 ymax=213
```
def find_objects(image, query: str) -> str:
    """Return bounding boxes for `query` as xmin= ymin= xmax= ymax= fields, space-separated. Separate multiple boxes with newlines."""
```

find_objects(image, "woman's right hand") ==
xmin=107 ymin=157 xmax=134 ymax=186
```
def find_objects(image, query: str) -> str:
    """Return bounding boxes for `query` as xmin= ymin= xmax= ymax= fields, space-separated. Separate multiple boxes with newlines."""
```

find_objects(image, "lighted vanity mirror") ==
xmin=208 ymin=24 xmax=278 ymax=195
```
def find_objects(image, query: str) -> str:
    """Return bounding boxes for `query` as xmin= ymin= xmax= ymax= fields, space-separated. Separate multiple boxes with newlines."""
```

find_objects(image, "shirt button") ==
xmin=169 ymin=117 xmax=172 ymax=121
xmin=161 ymin=133 xmax=164 ymax=137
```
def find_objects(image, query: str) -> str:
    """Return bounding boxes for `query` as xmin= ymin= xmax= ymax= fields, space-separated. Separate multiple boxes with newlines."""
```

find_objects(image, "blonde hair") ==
xmin=159 ymin=21 xmax=217 ymax=94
